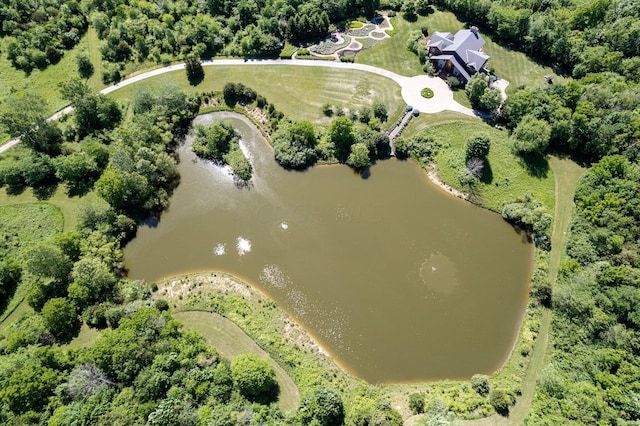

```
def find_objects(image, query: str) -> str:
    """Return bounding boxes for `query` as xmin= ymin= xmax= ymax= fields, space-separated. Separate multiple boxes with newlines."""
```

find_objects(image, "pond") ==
xmin=124 ymin=112 xmax=533 ymax=383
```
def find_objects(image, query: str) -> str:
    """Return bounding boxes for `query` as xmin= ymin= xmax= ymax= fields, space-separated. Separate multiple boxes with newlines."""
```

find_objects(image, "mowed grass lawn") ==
xmin=173 ymin=311 xmax=300 ymax=413
xmin=406 ymin=115 xmax=555 ymax=213
xmin=111 ymin=65 xmax=406 ymax=127
xmin=359 ymin=9 xmax=558 ymax=93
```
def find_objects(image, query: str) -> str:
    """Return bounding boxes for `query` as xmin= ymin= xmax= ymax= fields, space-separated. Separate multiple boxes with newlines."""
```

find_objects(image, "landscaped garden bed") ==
xmin=311 ymin=35 xmax=351 ymax=55
xmin=421 ymin=87 xmax=434 ymax=98
xmin=348 ymin=24 xmax=376 ymax=37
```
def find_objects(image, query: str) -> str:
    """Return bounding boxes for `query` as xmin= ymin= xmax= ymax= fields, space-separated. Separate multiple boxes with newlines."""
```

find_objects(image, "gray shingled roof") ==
xmin=427 ymin=29 xmax=489 ymax=81
xmin=430 ymin=54 xmax=472 ymax=82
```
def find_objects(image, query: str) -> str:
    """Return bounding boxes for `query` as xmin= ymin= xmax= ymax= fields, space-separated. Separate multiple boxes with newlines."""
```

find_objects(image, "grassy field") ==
xmin=457 ymin=157 xmax=585 ymax=426
xmin=110 ymin=65 xmax=406 ymax=128
xmin=0 ymin=202 xmax=63 ymax=253
xmin=60 ymin=323 xmax=101 ymax=350
xmin=405 ymin=116 xmax=555 ymax=213
xmin=0 ymin=37 xmax=88 ymax=114
xmin=174 ymin=311 xmax=300 ymax=413
xmin=0 ymin=183 xmax=98 ymax=232
xmin=86 ymin=27 xmax=105 ymax=91
xmin=0 ymin=202 xmax=63 ymax=322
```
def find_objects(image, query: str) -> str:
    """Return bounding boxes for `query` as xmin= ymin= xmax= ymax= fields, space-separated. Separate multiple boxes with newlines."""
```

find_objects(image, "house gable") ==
xmin=427 ymin=27 xmax=489 ymax=82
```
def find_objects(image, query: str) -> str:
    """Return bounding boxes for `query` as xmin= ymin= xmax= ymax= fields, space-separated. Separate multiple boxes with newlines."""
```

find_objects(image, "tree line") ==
xmin=1 ymin=0 xmax=381 ymax=78
xmin=432 ymin=0 xmax=640 ymax=83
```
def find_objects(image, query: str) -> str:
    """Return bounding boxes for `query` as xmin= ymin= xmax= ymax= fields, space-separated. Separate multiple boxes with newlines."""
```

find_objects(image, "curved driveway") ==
xmin=1 ymin=59 xmax=476 ymax=153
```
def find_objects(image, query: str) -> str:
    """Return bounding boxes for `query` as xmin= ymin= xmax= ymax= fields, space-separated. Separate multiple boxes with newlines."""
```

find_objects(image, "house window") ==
xmin=437 ymin=60 xmax=445 ymax=68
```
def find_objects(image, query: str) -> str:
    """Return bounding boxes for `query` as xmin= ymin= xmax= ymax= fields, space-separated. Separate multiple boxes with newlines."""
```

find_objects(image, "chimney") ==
xmin=470 ymin=26 xmax=479 ymax=34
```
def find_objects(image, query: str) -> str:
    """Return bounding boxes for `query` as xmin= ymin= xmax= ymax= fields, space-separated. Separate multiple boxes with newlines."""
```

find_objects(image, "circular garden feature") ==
xmin=421 ymin=87 xmax=434 ymax=99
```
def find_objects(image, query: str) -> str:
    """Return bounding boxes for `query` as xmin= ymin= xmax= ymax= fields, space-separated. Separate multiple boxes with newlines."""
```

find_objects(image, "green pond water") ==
xmin=124 ymin=112 xmax=533 ymax=383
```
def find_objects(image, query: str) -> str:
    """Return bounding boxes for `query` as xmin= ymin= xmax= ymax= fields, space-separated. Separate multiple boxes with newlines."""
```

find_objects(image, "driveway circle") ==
xmin=401 ymin=75 xmax=454 ymax=114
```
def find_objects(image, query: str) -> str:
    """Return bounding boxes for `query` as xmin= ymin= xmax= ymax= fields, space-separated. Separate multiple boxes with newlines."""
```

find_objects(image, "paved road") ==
xmin=1 ymin=58 xmax=478 ymax=153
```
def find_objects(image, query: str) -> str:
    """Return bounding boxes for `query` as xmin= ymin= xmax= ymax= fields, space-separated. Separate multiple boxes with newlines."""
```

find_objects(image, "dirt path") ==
xmin=457 ymin=156 xmax=584 ymax=426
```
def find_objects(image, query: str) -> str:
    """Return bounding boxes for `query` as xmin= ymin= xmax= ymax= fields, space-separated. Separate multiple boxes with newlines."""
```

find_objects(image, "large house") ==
xmin=426 ymin=27 xmax=489 ymax=84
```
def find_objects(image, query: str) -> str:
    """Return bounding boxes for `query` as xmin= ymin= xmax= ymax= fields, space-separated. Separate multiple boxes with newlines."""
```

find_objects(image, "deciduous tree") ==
xmin=41 ymin=297 xmax=81 ymax=343
xmin=230 ymin=354 xmax=278 ymax=402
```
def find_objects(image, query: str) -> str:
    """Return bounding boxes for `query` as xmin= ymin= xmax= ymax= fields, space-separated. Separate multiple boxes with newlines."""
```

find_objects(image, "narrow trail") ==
xmin=456 ymin=156 xmax=585 ymax=426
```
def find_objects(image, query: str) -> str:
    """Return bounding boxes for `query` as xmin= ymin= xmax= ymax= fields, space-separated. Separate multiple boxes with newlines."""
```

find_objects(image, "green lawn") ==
xmin=0 ymin=300 xmax=31 ymax=333
xmin=0 ymin=183 xmax=98 ymax=232
xmin=356 ymin=14 xmax=427 ymax=76
xmin=110 ymin=65 xmax=406 ymax=128
xmin=86 ymin=27 xmax=105 ymax=91
xmin=174 ymin=310 xmax=300 ymax=413
xmin=358 ymin=9 xmax=559 ymax=93
xmin=405 ymin=116 xmax=555 ymax=213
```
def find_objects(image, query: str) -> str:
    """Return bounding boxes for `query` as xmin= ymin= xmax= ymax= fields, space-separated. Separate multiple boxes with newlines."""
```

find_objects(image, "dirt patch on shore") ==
xmin=155 ymin=272 xmax=328 ymax=356
xmin=427 ymin=166 xmax=468 ymax=200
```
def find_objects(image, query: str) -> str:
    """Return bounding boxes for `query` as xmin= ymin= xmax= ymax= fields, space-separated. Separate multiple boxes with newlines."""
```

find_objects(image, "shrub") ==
xmin=465 ymin=135 xmax=491 ymax=159
xmin=408 ymin=392 xmax=425 ymax=414
xmin=359 ymin=106 xmax=372 ymax=123
xmin=447 ymin=76 xmax=460 ymax=88
xmin=421 ymin=87 xmax=434 ymax=98
xmin=154 ymin=299 xmax=169 ymax=311
xmin=372 ymin=100 xmax=388 ymax=122
xmin=299 ymin=387 xmax=344 ymax=426
xmin=471 ymin=374 xmax=490 ymax=395
xmin=489 ymin=389 xmax=510 ymax=414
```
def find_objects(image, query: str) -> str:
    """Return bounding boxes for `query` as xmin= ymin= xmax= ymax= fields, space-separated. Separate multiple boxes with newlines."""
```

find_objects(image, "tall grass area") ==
xmin=111 ymin=65 xmax=406 ymax=127
xmin=0 ymin=36 xmax=90 ymax=114
xmin=0 ymin=147 xmax=99 ymax=230
xmin=0 ymin=203 xmax=63 ymax=323
xmin=154 ymin=273 xmax=362 ymax=407
xmin=405 ymin=116 xmax=555 ymax=213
